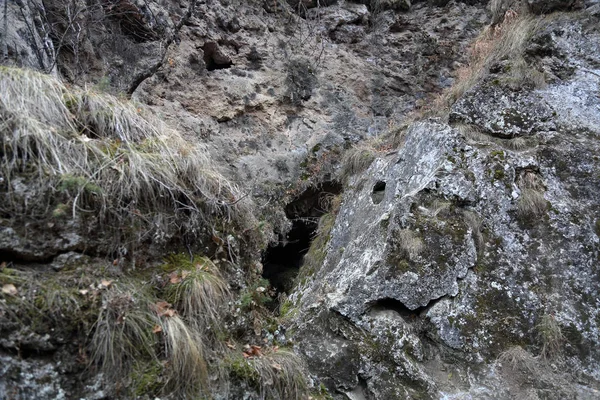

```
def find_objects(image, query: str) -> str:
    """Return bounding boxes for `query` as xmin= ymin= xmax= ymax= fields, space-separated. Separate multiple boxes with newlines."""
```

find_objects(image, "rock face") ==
xmin=2 ymin=0 xmax=600 ymax=399
xmin=290 ymin=7 xmax=600 ymax=400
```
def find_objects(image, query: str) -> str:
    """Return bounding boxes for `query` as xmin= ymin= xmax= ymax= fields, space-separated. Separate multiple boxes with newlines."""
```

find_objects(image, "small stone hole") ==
xmin=371 ymin=181 xmax=386 ymax=204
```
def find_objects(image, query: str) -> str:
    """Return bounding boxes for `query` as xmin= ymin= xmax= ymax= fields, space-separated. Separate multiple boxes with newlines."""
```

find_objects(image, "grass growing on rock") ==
xmin=0 ymin=66 xmax=253 ymax=254
xmin=226 ymin=347 xmax=308 ymax=400
xmin=430 ymin=9 xmax=545 ymax=115
xmin=162 ymin=253 xmax=230 ymax=331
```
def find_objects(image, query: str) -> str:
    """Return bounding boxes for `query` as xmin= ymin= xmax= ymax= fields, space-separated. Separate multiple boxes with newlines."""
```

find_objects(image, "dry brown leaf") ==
xmin=100 ymin=279 xmax=113 ymax=288
xmin=154 ymin=301 xmax=177 ymax=317
xmin=2 ymin=284 xmax=17 ymax=296
xmin=168 ymin=271 xmax=181 ymax=284
xmin=271 ymin=362 xmax=283 ymax=371
xmin=152 ymin=325 xmax=163 ymax=334
xmin=226 ymin=340 xmax=236 ymax=349
xmin=181 ymin=270 xmax=191 ymax=279
xmin=112 ymin=259 xmax=119 ymax=266
xmin=79 ymin=289 xmax=89 ymax=295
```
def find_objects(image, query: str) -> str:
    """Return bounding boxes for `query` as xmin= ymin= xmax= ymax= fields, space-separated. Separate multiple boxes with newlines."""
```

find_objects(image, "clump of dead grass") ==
xmin=340 ymin=143 xmax=377 ymax=181
xmin=516 ymin=170 xmax=547 ymax=221
xmin=162 ymin=254 xmax=230 ymax=331
xmin=428 ymin=9 xmax=545 ymax=116
xmin=395 ymin=229 xmax=424 ymax=260
xmin=0 ymin=66 xmax=250 ymax=254
xmin=536 ymin=314 xmax=565 ymax=361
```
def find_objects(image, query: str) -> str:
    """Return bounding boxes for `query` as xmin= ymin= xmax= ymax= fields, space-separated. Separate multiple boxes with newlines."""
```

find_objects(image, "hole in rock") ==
xmin=371 ymin=180 xmax=386 ymax=204
xmin=367 ymin=297 xmax=428 ymax=321
xmin=262 ymin=181 xmax=342 ymax=294
xmin=202 ymin=42 xmax=233 ymax=71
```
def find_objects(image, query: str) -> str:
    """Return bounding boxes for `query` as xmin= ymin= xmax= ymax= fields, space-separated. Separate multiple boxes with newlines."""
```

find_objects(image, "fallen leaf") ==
xmin=271 ymin=362 xmax=282 ymax=371
xmin=100 ymin=279 xmax=113 ymax=288
xmin=154 ymin=301 xmax=177 ymax=317
xmin=169 ymin=271 xmax=181 ymax=284
xmin=152 ymin=325 xmax=163 ymax=334
xmin=181 ymin=270 xmax=191 ymax=279
xmin=112 ymin=259 xmax=119 ymax=266
xmin=226 ymin=340 xmax=236 ymax=349
xmin=2 ymin=284 xmax=17 ymax=296
xmin=79 ymin=289 xmax=89 ymax=295
xmin=243 ymin=344 xmax=263 ymax=358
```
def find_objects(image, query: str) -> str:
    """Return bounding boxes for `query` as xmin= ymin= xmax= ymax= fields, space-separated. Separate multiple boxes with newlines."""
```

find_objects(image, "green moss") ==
xmin=52 ymin=203 xmax=70 ymax=219
xmin=294 ymin=212 xmax=336 ymax=286
xmin=240 ymin=278 xmax=272 ymax=311
xmin=59 ymin=174 xmax=103 ymax=195
xmin=595 ymin=219 xmax=600 ymax=238
xmin=161 ymin=253 xmax=213 ymax=273
xmin=131 ymin=360 xmax=165 ymax=397
xmin=279 ymin=299 xmax=297 ymax=319
xmin=227 ymin=355 xmax=261 ymax=387
xmin=312 ymin=383 xmax=334 ymax=400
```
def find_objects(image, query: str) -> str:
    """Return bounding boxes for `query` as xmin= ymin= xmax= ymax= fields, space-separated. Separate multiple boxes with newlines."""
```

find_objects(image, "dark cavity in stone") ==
xmin=371 ymin=180 xmax=386 ymax=204
xmin=262 ymin=181 xmax=342 ymax=294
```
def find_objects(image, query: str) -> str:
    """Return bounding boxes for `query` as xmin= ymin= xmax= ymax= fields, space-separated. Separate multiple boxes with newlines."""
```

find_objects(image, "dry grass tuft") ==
xmin=517 ymin=170 xmax=547 ymax=220
xmin=228 ymin=348 xmax=308 ymax=400
xmin=396 ymin=229 xmax=424 ymax=260
xmin=536 ymin=314 xmax=565 ymax=360
xmin=463 ymin=210 xmax=484 ymax=256
xmin=431 ymin=11 xmax=544 ymax=115
xmin=163 ymin=255 xmax=230 ymax=331
xmin=90 ymin=283 xmax=159 ymax=379
xmin=159 ymin=314 xmax=209 ymax=397
xmin=0 ymin=66 xmax=250 ymax=253
xmin=340 ymin=144 xmax=377 ymax=181
xmin=498 ymin=345 xmax=538 ymax=374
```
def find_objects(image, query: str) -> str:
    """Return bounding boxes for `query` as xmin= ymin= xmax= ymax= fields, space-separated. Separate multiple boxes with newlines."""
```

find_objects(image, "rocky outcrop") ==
xmin=289 ymin=6 xmax=600 ymax=400
xmin=3 ymin=0 xmax=600 ymax=399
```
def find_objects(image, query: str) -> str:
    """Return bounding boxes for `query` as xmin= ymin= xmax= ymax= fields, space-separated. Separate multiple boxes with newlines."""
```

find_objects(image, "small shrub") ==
xmin=285 ymin=58 xmax=317 ymax=105
xmin=240 ymin=278 xmax=273 ymax=311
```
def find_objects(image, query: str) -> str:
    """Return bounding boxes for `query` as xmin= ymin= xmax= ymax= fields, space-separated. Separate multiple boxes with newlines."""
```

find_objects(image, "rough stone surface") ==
xmin=2 ymin=0 xmax=600 ymax=399
xmin=290 ymin=10 xmax=600 ymax=400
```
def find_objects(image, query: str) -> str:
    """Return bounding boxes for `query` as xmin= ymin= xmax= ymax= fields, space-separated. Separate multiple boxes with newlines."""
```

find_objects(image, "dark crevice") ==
xmin=367 ymin=296 xmax=445 ymax=321
xmin=262 ymin=181 xmax=342 ymax=294
xmin=371 ymin=180 xmax=386 ymax=204
xmin=203 ymin=42 xmax=233 ymax=71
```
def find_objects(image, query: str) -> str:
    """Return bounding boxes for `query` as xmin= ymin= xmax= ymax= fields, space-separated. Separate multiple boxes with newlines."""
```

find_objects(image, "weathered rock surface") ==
xmin=3 ymin=0 xmax=600 ymax=399
xmin=290 ymin=8 xmax=600 ymax=400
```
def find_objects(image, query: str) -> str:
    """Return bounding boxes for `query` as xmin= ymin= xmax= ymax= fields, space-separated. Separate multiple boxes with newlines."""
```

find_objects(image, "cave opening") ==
xmin=262 ymin=181 xmax=342 ymax=294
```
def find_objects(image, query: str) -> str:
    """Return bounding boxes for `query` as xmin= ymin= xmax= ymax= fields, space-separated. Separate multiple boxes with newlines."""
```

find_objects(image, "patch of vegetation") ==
xmin=0 ymin=66 xmax=258 ymax=257
xmin=516 ymin=170 xmax=548 ymax=223
xmin=285 ymin=58 xmax=317 ymax=105
xmin=340 ymin=144 xmax=377 ymax=182
xmin=240 ymin=278 xmax=273 ymax=311
xmin=162 ymin=253 xmax=230 ymax=331
xmin=226 ymin=348 xmax=308 ymax=400
xmin=294 ymin=211 xmax=336 ymax=286
xmin=536 ymin=314 xmax=564 ymax=361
